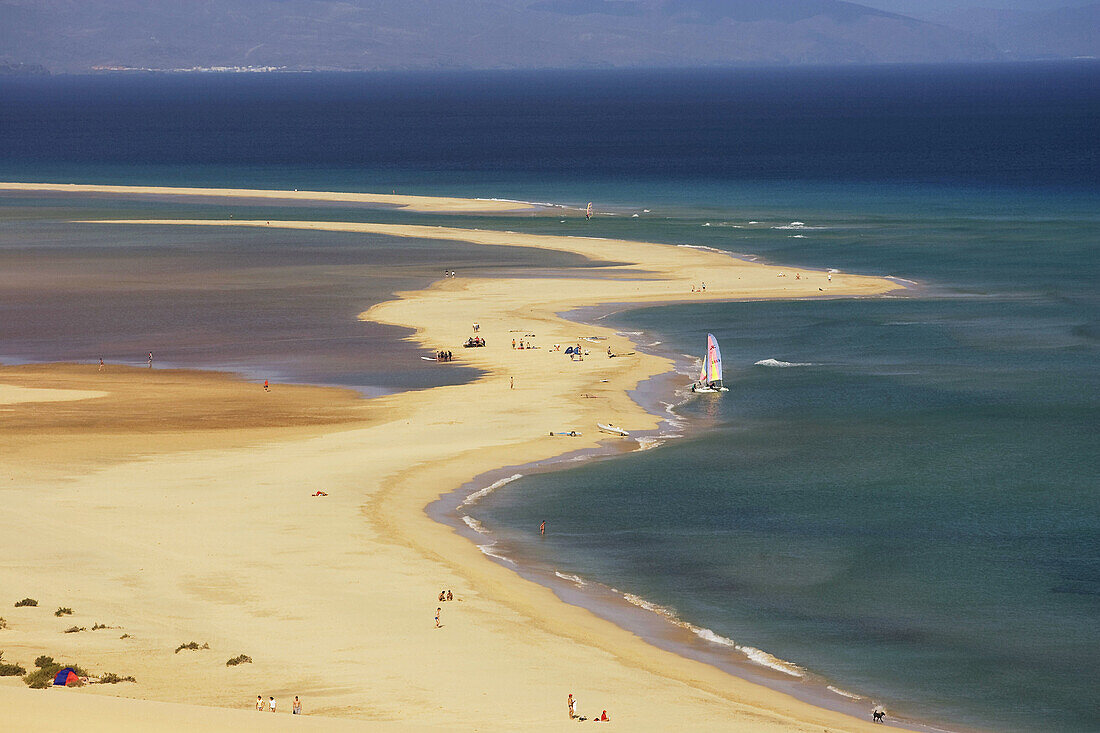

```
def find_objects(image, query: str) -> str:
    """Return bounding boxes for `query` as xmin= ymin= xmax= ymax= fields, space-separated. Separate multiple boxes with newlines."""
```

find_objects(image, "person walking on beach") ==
xmin=435 ymin=607 xmax=442 ymax=627
xmin=567 ymin=693 xmax=577 ymax=719
xmin=98 ymin=357 xmax=104 ymax=372
xmin=540 ymin=520 xmax=546 ymax=536
xmin=293 ymin=696 xmax=302 ymax=715
xmin=510 ymin=376 xmax=514 ymax=390
xmin=256 ymin=695 xmax=264 ymax=711
xmin=147 ymin=351 xmax=153 ymax=368
xmin=263 ymin=379 xmax=270 ymax=392
xmin=269 ymin=696 xmax=276 ymax=713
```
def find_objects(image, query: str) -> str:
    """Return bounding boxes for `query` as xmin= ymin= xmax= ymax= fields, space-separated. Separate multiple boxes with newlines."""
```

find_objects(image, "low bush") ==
xmin=98 ymin=672 xmax=136 ymax=684
xmin=63 ymin=626 xmax=86 ymax=634
xmin=23 ymin=660 xmax=88 ymax=689
xmin=174 ymin=641 xmax=209 ymax=654
xmin=119 ymin=633 xmax=130 ymax=639
xmin=0 ymin=652 xmax=27 ymax=676
xmin=54 ymin=607 xmax=73 ymax=617
xmin=225 ymin=654 xmax=252 ymax=666
xmin=92 ymin=623 xmax=108 ymax=630
xmin=35 ymin=655 xmax=54 ymax=668
xmin=14 ymin=598 xmax=37 ymax=608
xmin=0 ymin=617 xmax=6 ymax=630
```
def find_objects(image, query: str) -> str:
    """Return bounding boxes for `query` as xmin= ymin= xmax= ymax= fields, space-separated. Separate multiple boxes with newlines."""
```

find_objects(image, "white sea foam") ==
xmin=889 ymin=276 xmax=920 ymax=285
xmin=675 ymin=244 xmax=726 ymax=254
xmin=616 ymin=330 xmax=644 ymax=335
xmin=623 ymin=593 xmax=679 ymax=619
xmin=621 ymin=591 xmax=807 ymax=677
xmin=477 ymin=544 xmax=516 ymax=565
xmin=690 ymin=626 xmax=737 ymax=647
xmin=635 ymin=437 xmax=666 ymax=451
xmin=748 ymin=220 xmax=760 ymax=224
xmin=739 ymin=646 xmax=805 ymax=677
xmin=554 ymin=571 xmax=587 ymax=586
xmin=755 ymin=358 xmax=815 ymax=368
xmin=789 ymin=234 xmax=805 ymax=238
xmin=461 ymin=515 xmax=488 ymax=534
xmin=773 ymin=221 xmax=827 ymax=230
xmin=827 ymin=685 xmax=863 ymax=700
xmin=702 ymin=222 xmax=711 ymax=226
xmin=461 ymin=473 xmax=524 ymax=507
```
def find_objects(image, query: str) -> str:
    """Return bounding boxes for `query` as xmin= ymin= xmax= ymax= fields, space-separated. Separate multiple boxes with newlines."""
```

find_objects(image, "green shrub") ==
xmin=174 ymin=641 xmax=209 ymax=654
xmin=92 ymin=623 xmax=107 ymax=630
xmin=14 ymin=598 xmax=37 ymax=608
xmin=54 ymin=607 xmax=73 ymax=617
xmin=34 ymin=655 xmax=54 ymax=668
xmin=63 ymin=626 xmax=85 ymax=634
xmin=0 ymin=652 xmax=27 ymax=676
xmin=225 ymin=654 xmax=252 ymax=666
xmin=98 ymin=672 xmax=136 ymax=684
xmin=119 ymin=633 xmax=130 ymax=640
xmin=23 ymin=661 xmax=88 ymax=689
xmin=0 ymin=617 xmax=7 ymax=629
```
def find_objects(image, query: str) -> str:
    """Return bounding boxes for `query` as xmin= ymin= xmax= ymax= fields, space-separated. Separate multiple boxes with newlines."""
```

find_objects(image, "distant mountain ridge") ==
xmin=0 ymin=0 xmax=1080 ymax=72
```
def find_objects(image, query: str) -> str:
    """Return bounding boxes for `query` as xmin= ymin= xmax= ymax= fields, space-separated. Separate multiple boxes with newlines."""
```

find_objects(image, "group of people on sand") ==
xmin=567 ymin=693 xmax=610 ymax=722
xmin=256 ymin=695 xmax=302 ymax=714
xmin=437 ymin=589 xmax=454 ymax=602
xmin=464 ymin=336 xmax=486 ymax=348
xmin=436 ymin=350 xmax=454 ymax=361
xmin=512 ymin=338 xmax=535 ymax=349
xmin=690 ymin=282 xmax=706 ymax=292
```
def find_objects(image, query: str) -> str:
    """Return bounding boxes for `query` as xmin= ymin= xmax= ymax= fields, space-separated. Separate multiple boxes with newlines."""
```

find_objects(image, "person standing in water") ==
xmin=147 ymin=351 xmax=153 ymax=368
xmin=540 ymin=520 xmax=546 ymax=536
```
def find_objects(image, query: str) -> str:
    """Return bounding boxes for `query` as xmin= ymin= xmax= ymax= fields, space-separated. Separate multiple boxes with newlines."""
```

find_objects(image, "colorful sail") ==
xmin=706 ymin=333 xmax=723 ymax=386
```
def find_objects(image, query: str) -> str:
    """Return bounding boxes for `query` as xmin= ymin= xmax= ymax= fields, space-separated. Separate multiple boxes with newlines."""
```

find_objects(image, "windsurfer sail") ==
xmin=692 ymin=333 xmax=729 ymax=392
xmin=585 ymin=202 xmax=593 ymax=221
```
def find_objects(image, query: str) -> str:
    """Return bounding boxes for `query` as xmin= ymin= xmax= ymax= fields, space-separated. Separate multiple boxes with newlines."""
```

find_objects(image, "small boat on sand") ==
xmin=597 ymin=423 xmax=630 ymax=437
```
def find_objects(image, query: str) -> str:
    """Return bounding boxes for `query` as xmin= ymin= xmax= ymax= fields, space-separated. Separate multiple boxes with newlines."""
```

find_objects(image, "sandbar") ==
xmin=0 ymin=182 xmax=556 ymax=214
xmin=0 ymin=216 xmax=905 ymax=731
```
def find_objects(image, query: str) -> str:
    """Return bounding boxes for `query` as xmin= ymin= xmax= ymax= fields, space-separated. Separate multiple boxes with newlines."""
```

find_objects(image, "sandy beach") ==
xmin=0 ymin=211 xmax=902 ymax=730
xmin=0 ymin=182 xmax=556 ymax=214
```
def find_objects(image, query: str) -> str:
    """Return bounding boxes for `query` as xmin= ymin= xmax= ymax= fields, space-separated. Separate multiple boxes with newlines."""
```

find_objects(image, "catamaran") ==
xmin=692 ymin=333 xmax=729 ymax=393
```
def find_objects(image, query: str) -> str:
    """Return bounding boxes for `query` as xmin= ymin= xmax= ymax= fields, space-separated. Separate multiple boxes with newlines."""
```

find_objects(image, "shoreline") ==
xmin=430 ymin=317 xmax=954 ymax=733
xmin=2 ymin=210 xmax=914 ymax=731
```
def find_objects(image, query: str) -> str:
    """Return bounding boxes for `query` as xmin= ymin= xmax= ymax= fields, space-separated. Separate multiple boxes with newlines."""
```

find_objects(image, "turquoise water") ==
xmin=470 ymin=187 xmax=1100 ymax=732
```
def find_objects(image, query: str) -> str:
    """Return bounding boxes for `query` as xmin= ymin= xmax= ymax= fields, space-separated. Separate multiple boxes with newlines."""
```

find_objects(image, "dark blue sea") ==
xmin=1 ymin=63 xmax=1098 ymax=732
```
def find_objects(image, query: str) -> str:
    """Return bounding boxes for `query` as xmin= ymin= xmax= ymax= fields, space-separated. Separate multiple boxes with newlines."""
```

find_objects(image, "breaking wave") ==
xmin=461 ymin=515 xmax=488 ymax=534
xmin=461 ymin=473 xmax=524 ymax=507
xmin=828 ymin=685 xmax=864 ymax=700
xmin=554 ymin=571 xmax=587 ymax=586
xmin=620 ymin=592 xmax=805 ymax=677
xmin=755 ymin=358 xmax=815 ymax=368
